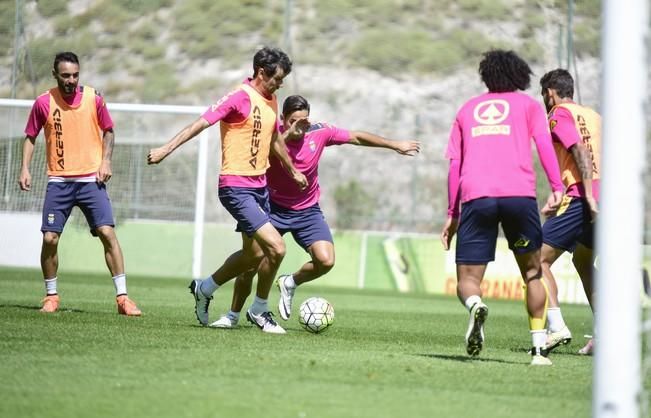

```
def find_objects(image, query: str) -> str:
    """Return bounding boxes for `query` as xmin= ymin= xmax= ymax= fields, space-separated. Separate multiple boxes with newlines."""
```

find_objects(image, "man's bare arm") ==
xmin=148 ymin=117 xmax=211 ymax=165
xmin=97 ymin=129 xmax=115 ymax=183
xmin=19 ymin=136 xmax=36 ymax=191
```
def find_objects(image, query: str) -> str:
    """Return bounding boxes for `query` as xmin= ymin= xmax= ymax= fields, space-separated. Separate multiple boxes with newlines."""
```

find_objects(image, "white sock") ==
xmin=531 ymin=330 xmax=547 ymax=349
xmin=547 ymin=307 xmax=566 ymax=332
xmin=199 ymin=276 xmax=219 ymax=297
xmin=45 ymin=277 xmax=58 ymax=295
xmin=250 ymin=296 xmax=268 ymax=315
xmin=112 ymin=274 xmax=127 ymax=296
xmin=284 ymin=274 xmax=296 ymax=288
xmin=464 ymin=295 xmax=482 ymax=311
xmin=227 ymin=310 xmax=240 ymax=321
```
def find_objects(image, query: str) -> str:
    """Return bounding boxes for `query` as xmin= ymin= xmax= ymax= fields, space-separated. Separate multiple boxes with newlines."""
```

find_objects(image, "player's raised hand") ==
xmin=286 ymin=117 xmax=310 ymax=140
xmin=394 ymin=140 xmax=421 ymax=156
xmin=147 ymin=147 xmax=169 ymax=165
xmin=440 ymin=216 xmax=458 ymax=250
xmin=18 ymin=168 xmax=31 ymax=191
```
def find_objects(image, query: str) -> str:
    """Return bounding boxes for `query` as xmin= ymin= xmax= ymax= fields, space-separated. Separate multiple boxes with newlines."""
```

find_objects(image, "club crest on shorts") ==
xmin=47 ymin=213 xmax=55 ymax=225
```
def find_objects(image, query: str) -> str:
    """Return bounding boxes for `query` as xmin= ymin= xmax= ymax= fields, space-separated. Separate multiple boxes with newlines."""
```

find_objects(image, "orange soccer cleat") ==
xmin=40 ymin=294 xmax=60 ymax=313
xmin=116 ymin=295 xmax=142 ymax=316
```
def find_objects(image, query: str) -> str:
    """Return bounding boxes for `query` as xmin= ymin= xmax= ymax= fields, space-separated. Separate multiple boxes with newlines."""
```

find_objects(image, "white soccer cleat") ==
xmin=209 ymin=314 xmax=239 ymax=329
xmin=531 ymin=353 xmax=553 ymax=366
xmin=246 ymin=310 xmax=286 ymax=334
xmin=545 ymin=325 xmax=572 ymax=352
xmin=530 ymin=346 xmax=552 ymax=365
xmin=277 ymin=275 xmax=296 ymax=321
xmin=189 ymin=279 xmax=212 ymax=326
xmin=465 ymin=302 xmax=488 ymax=356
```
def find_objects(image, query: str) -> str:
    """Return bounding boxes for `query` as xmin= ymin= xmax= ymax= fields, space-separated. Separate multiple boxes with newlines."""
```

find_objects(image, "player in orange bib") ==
xmin=19 ymin=51 xmax=141 ymax=316
xmin=539 ymin=69 xmax=600 ymax=355
xmin=148 ymin=47 xmax=307 ymax=333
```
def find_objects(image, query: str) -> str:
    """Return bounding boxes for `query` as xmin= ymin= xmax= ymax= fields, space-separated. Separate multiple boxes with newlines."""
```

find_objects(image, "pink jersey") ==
xmin=267 ymin=123 xmax=350 ymax=210
xmin=24 ymin=86 xmax=113 ymax=138
xmin=548 ymin=106 xmax=600 ymax=201
xmin=445 ymin=91 xmax=562 ymax=217
xmin=201 ymin=79 xmax=280 ymax=188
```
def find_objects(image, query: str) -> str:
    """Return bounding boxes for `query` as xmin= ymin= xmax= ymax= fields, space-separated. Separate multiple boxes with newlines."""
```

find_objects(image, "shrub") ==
xmin=457 ymin=0 xmax=509 ymax=20
xmin=573 ymin=21 xmax=600 ymax=57
xmin=520 ymin=39 xmax=546 ymax=64
xmin=350 ymin=29 xmax=456 ymax=75
xmin=140 ymin=63 xmax=178 ymax=102
xmin=36 ymin=0 xmax=69 ymax=18
xmin=0 ymin=3 xmax=15 ymax=52
xmin=27 ymin=31 xmax=96 ymax=79
xmin=173 ymin=0 xmax=268 ymax=60
xmin=130 ymin=38 xmax=166 ymax=60
xmin=111 ymin=0 xmax=174 ymax=15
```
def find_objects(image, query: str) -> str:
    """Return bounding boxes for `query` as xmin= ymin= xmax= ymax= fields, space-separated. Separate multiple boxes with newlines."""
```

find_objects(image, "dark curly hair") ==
xmin=478 ymin=50 xmax=532 ymax=93
xmin=540 ymin=68 xmax=574 ymax=99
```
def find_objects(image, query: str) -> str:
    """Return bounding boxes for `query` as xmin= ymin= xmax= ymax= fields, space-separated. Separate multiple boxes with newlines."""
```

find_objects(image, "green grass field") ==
xmin=0 ymin=267 xmax=597 ymax=418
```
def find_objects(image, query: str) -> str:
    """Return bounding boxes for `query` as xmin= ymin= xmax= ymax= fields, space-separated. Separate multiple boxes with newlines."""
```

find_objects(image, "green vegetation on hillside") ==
xmin=0 ymin=3 xmax=15 ymax=58
xmin=1 ymin=0 xmax=602 ymax=101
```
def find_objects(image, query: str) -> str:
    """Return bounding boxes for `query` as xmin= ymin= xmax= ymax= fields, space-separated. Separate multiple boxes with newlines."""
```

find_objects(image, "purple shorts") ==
xmin=455 ymin=197 xmax=542 ymax=264
xmin=218 ymin=186 xmax=271 ymax=237
xmin=41 ymin=182 xmax=115 ymax=236
xmin=270 ymin=202 xmax=333 ymax=251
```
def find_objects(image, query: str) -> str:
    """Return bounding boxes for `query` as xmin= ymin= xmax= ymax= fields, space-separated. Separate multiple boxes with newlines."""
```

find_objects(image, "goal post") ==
xmin=0 ymin=98 xmax=216 ymax=278
xmin=594 ymin=0 xmax=648 ymax=416
xmin=192 ymin=130 xmax=209 ymax=279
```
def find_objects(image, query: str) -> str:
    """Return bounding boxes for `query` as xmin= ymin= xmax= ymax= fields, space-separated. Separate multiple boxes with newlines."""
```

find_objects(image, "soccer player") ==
xmin=147 ymin=47 xmax=307 ymax=333
xmin=440 ymin=50 xmax=563 ymax=365
xmin=18 ymin=51 xmax=141 ymax=316
xmin=538 ymin=69 xmax=600 ymax=355
xmin=209 ymin=94 xmax=421 ymax=328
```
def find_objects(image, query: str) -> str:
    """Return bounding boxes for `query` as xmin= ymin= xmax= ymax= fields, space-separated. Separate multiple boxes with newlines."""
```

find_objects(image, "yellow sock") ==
xmin=523 ymin=280 xmax=549 ymax=331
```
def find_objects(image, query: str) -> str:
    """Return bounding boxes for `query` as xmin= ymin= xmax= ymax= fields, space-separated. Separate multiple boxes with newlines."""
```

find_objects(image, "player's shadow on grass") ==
xmin=0 ymin=304 xmax=87 ymax=313
xmin=418 ymin=353 xmax=522 ymax=365
xmin=509 ymin=347 xmax=588 ymax=358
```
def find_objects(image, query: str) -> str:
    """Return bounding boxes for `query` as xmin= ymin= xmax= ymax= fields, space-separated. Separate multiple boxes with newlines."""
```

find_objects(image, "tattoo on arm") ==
xmin=571 ymin=144 xmax=592 ymax=180
xmin=102 ymin=129 xmax=115 ymax=161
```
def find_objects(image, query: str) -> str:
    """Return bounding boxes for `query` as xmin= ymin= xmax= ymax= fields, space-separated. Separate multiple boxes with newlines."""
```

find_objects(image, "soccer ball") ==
xmin=298 ymin=297 xmax=335 ymax=333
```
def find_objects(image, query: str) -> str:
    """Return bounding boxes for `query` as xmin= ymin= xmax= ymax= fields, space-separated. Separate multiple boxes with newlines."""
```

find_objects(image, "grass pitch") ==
xmin=0 ymin=267 xmax=594 ymax=418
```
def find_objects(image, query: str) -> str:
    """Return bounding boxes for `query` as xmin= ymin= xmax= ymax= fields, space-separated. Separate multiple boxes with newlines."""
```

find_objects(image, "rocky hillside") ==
xmin=1 ymin=0 xmax=607 ymax=232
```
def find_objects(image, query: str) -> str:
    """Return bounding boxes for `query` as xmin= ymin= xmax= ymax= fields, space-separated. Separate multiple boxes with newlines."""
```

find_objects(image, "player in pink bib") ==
xmin=440 ymin=50 xmax=563 ymax=365
xmin=210 ymin=95 xmax=420 ymax=328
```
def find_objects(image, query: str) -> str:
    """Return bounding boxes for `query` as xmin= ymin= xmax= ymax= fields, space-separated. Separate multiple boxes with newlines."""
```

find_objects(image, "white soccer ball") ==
xmin=298 ymin=297 xmax=335 ymax=334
